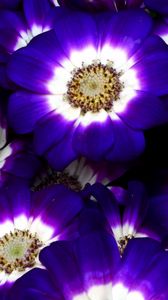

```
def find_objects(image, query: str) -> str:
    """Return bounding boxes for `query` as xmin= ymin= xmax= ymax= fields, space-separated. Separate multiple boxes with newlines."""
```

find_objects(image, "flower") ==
xmin=0 ymin=0 xmax=60 ymax=88
xmin=88 ymin=181 xmax=168 ymax=254
xmin=57 ymin=0 xmax=143 ymax=11
xmin=8 ymin=231 xmax=168 ymax=300
xmin=0 ymin=179 xmax=84 ymax=288
xmin=7 ymin=9 xmax=168 ymax=166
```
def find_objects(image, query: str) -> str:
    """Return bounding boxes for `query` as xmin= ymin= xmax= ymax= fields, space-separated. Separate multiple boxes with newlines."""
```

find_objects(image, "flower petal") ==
xmin=106 ymin=118 xmax=145 ymax=161
xmin=34 ymin=110 xmax=76 ymax=155
xmin=74 ymin=231 xmax=120 ymax=288
xmin=23 ymin=0 xmax=52 ymax=29
xmin=8 ymin=92 xmax=55 ymax=133
xmin=31 ymin=185 xmax=84 ymax=239
xmin=7 ymin=46 xmax=56 ymax=93
xmin=99 ymin=9 xmax=152 ymax=59
xmin=73 ymin=112 xmax=114 ymax=160
xmin=40 ymin=241 xmax=83 ymax=300
xmin=132 ymin=50 xmax=168 ymax=96
xmin=114 ymin=238 xmax=162 ymax=287
xmin=89 ymin=183 xmax=122 ymax=237
xmin=8 ymin=268 xmax=60 ymax=300
xmin=116 ymin=90 xmax=168 ymax=130
xmin=53 ymin=11 xmax=98 ymax=66
xmin=45 ymin=132 xmax=77 ymax=171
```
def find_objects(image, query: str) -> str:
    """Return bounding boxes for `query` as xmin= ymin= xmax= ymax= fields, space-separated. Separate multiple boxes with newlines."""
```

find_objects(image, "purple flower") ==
xmin=0 ymin=179 xmax=84 ymax=287
xmin=57 ymin=0 xmax=143 ymax=11
xmin=89 ymin=181 xmax=168 ymax=254
xmin=0 ymin=0 xmax=60 ymax=88
xmin=7 ymin=9 xmax=168 ymax=166
xmin=8 ymin=231 xmax=168 ymax=300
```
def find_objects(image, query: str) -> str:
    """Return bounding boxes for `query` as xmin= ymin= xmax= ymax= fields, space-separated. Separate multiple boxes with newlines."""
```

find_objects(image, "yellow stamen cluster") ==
xmin=65 ymin=61 xmax=124 ymax=114
xmin=118 ymin=234 xmax=133 ymax=256
xmin=0 ymin=229 xmax=43 ymax=274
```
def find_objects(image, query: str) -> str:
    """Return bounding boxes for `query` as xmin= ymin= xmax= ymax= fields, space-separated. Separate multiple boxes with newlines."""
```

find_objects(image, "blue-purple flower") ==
xmin=0 ymin=0 xmax=60 ymax=88
xmin=88 ymin=181 xmax=168 ymax=254
xmin=7 ymin=9 xmax=168 ymax=167
xmin=0 ymin=180 xmax=84 ymax=287
xmin=8 ymin=231 xmax=168 ymax=300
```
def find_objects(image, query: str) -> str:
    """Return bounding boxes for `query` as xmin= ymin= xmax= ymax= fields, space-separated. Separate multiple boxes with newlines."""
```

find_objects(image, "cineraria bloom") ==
xmin=8 ymin=231 xmax=168 ymax=300
xmin=0 ymin=179 xmax=84 ymax=290
xmin=31 ymin=157 xmax=127 ymax=193
xmin=144 ymin=0 xmax=168 ymax=16
xmin=88 ymin=181 xmax=166 ymax=255
xmin=57 ymin=0 xmax=143 ymax=11
xmin=0 ymin=0 xmax=61 ymax=88
xmin=8 ymin=10 xmax=168 ymax=165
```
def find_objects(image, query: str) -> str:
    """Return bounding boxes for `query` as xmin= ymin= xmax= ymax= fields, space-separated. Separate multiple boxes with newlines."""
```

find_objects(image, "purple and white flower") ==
xmin=89 ymin=181 xmax=168 ymax=254
xmin=7 ymin=9 xmax=168 ymax=166
xmin=0 ymin=179 xmax=84 ymax=287
xmin=0 ymin=0 xmax=60 ymax=88
xmin=8 ymin=231 xmax=168 ymax=300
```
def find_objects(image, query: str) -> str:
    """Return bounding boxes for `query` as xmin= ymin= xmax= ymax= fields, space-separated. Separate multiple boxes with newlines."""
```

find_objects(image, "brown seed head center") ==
xmin=0 ymin=229 xmax=43 ymax=274
xmin=31 ymin=168 xmax=82 ymax=192
xmin=65 ymin=61 xmax=124 ymax=114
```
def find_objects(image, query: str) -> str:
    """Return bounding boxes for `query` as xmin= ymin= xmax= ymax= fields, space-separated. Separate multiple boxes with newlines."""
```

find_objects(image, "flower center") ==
xmin=118 ymin=234 xmax=133 ymax=256
xmin=65 ymin=61 xmax=124 ymax=114
xmin=31 ymin=168 xmax=82 ymax=192
xmin=0 ymin=229 xmax=43 ymax=274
